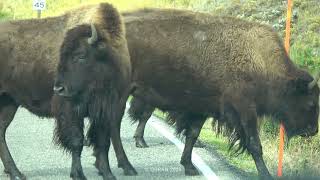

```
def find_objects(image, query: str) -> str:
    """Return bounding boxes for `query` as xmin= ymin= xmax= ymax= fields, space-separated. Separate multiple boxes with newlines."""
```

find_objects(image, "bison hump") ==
xmin=93 ymin=3 xmax=124 ymax=40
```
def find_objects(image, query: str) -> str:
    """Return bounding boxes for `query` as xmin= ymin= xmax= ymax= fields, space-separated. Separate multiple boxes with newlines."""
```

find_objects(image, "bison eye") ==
xmin=78 ymin=56 xmax=86 ymax=63
xmin=72 ymin=55 xmax=86 ymax=63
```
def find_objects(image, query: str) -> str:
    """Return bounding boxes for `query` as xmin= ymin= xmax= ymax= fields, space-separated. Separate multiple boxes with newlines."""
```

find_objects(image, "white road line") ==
xmin=148 ymin=115 xmax=219 ymax=180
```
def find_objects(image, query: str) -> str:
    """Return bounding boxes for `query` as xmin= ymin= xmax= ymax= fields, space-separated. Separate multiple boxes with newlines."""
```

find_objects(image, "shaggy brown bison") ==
xmin=121 ymin=9 xmax=319 ymax=179
xmin=52 ymin=8 xmax=137 ymax=180
xmin=0 ymin=3 xmax=135 ymax=180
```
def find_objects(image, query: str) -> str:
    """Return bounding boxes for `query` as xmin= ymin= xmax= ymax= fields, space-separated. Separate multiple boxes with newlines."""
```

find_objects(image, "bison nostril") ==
xmin=53 ymin=86 xmax=65 ymax=93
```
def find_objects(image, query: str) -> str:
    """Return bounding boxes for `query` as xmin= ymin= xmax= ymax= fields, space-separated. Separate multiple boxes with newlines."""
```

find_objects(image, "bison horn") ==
xmin=87 ymin=23 xmax=98 ymax=45
xmin=308 ymin=71 xmax=320 ymax=89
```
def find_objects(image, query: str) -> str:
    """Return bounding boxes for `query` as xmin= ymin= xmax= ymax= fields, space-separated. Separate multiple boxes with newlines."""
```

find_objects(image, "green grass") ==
xmin=200 ymin=122 xmax=257 ymax=173
xmin=0 ymin=0 xmax=172 ymax=20
xmin=1 ymin=0 xmax=320 ymax=178
xmin=200 ymin=117 xmax=320 ymax=178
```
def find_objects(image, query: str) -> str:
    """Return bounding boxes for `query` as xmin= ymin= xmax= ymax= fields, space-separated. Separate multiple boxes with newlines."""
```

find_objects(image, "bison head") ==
xmin=280 ymin=72 xmax=320 ymax=138
xmin=54 ymin=23 xmax=130 ymax=102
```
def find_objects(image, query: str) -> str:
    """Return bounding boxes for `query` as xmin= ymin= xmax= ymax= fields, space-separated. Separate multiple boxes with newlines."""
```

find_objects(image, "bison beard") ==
xmin=52 ymin=88 xmax=129 ymax=179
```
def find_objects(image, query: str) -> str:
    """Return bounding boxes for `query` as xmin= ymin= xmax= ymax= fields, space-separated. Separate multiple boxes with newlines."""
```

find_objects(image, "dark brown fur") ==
xmin=53 ymin=4 xmax=136 ymax=179
xmin=121 ymin=9 xmax=319 ymax=179
xmin=0 ymin=3 xmax=134 ymax=180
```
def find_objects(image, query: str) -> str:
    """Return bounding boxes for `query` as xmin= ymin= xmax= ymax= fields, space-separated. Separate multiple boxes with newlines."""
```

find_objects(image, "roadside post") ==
xmin=33 ymin=0 xmax=46 ymax=18
xmin=278 ymin=0 xmax=293 ymax=177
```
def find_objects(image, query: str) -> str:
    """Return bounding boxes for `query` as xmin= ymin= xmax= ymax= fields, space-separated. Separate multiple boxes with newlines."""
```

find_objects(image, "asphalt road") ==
xmin=0 ymin=107 xmax=243 ymax=180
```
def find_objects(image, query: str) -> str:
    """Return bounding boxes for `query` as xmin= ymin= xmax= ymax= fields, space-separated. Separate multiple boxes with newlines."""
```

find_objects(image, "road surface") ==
xmin=0 ymin=107 xmax=243 ymax=180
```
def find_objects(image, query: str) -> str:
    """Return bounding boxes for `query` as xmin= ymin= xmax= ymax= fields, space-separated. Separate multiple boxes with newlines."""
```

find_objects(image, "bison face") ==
xmin=281 ymin=73 xmax=320 ymax=138
xmin=54 ymin=24 xmax=120 ymax=100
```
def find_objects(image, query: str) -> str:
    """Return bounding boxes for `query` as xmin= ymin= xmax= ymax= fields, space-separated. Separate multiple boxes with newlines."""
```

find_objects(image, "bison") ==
xmin=0 ymin=3 xmax=135 ymax=180
xmin=122 ymin=9 xmax=320 ymax=179
xmin=56 ymin=8 xmax=319 ymax=179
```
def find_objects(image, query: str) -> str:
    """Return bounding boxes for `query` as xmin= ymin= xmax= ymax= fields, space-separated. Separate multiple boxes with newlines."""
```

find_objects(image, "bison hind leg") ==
xmin=0 ymin=94 xmax=25 ymax=180
xmin=174 ymin=112 xmax=206 ymax=176
xmin=129 ymin=97 xmax=155 ymax=148
xmin=166 ymin=111 xmax=205 ymax=148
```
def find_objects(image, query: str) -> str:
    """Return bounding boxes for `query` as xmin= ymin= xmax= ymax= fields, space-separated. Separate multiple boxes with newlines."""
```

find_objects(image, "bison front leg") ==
xmin=109 ymin=103 xmax=137 ymax=176
xmin=0 ymin=95 xmax=24 ymax=180
xmin=110 ymin=119 xmax=137 ymax=176
xmin=180 ymin=115 xmax=206 ymax=176
xmin=129 ymin=97 xmax=155 ymax=148
xmin=64 ymin=122 xmax=86 ymax=180
xmin=90 ymin=123 xmax=116 ymax=180
xmin=53 ymin=99 xmax=87 ymax=180
xmin=236 ymin=104 xmax=272 ymax=180
xmin=70 ymin=145 xmax=86 ymax=180
xmin=247 ymin=135 xmax=272 ymax=180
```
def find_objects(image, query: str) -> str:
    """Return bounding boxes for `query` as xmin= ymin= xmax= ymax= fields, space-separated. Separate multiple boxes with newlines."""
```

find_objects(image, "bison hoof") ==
xmin=123 ymin=167 xmax=138 ymax=176
xmin=260 ymin=173 xmax=273 ymax=180
xmin=185 ymin=167 xmax=200 ymax=176
xmin=10 ymin=174 xmax=26 ymax=180
xmin=4 ymin=169 xmax=26 ymax=180
xmin=135 ymin=137 xmax=149 ymax=148
xmin=118 ymin=162 xmax=138 ymax=176
xmin=70 ymin=171 xmax=87 ymax=180
xmin=102 ymin=174 xmax=117 ymax=180
xmin=71 ymin=175 xmax=87 ymax=180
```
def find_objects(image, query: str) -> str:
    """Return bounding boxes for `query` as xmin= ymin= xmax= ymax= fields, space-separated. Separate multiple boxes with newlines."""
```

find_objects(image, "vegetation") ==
xmin=1 ymin=0 xmax=319 ymax=178
xmin=204 ymin=118 xmax=320 ymax=178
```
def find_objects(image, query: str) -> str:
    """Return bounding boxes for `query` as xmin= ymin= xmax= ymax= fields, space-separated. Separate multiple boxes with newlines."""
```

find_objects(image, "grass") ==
xmin=155 ymin=108 xmax=320 ymax=178
xmin=200 ymin=122 xmax=257 ymax=173
xmin=1 ymin=0 xmax=320 ymax=178
xmin=200 ymin=117 xmax=320 ymax=178
xmin=0 ymin=0 xmax=173 ymax=20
